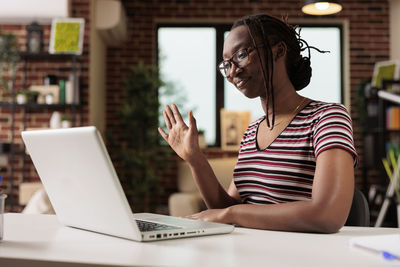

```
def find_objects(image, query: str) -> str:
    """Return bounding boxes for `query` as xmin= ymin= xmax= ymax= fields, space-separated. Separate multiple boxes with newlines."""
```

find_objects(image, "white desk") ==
xmin=0 ymin=213 xmax=399 ymax=267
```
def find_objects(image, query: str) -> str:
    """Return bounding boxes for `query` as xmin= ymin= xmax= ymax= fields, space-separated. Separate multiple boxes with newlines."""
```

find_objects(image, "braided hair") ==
xmin=232 ymin=14 xmax=328 ymax=128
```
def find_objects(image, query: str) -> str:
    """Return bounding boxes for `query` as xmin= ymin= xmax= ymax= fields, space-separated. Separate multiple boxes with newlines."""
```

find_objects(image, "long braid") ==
xmin=256 ymin=17 xmax=276 ymax=128
xmin=244 ymin=18 xmax=274 ymax=128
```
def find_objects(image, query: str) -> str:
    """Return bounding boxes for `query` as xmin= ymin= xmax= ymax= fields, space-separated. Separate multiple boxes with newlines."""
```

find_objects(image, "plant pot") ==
xmin=45 ymin=93 xmax=55 ymax=104
xmin=16 ymin=94 xmax=27 ymax=104
xmin=61 ymin=120 xmax=72 ymax=128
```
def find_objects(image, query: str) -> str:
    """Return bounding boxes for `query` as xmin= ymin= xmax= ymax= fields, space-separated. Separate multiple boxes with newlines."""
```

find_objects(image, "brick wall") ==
xmin=0 ymin=0 xmax=391 ymax=212
xmin=106 ymin=0 xmax=390 ymax=210
xmin=0 ymin=0 xmax=90 ymax=211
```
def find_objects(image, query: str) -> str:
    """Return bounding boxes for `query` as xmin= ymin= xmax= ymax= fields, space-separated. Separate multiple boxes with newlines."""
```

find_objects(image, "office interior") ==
xmin=0 ymin=0 xmax=399 ymax=229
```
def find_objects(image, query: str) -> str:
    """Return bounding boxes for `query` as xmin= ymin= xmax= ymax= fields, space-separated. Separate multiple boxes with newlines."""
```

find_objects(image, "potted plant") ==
xmin=61 ymin=114 xmax=73 ymax=128
xmin=16 ymin=90 xmax=40 ymax=104
xmin=0 ymin=32 xmax=19 ymax=102
xmin=108 ymin=62 xmax=172 ymax=212
xmin=15 ymin=90 xmax=28 ymax=104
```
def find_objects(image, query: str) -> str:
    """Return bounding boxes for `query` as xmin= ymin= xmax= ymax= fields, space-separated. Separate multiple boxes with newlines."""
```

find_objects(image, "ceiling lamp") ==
xmin=302 ymin=0 xmax=342 ymax=15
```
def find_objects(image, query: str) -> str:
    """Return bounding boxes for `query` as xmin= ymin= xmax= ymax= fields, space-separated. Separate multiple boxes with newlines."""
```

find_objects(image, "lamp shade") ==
xmin=302 ymin=0 xmax=342 ymax=15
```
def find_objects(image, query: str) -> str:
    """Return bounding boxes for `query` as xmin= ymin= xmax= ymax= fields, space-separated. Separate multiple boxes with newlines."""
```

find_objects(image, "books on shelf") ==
xmin=386 ymin=107 xmax=400 ymax=130
xmin=377 ymin=90 xmax=400 ymax=130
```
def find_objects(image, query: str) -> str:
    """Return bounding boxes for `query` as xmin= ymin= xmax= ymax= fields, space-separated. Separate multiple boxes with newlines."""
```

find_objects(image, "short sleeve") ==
xmin=313 ymin=104 xmax=358 ymax=167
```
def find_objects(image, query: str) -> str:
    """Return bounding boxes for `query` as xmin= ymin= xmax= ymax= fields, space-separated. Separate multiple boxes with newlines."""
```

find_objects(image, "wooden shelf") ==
xmin=0 ymin=102 xmax=80 ymax=109
xmin=377 ymin=90 xmax=400 ymax=105
xmin=19 ymin=52 xmax=80 ymax=62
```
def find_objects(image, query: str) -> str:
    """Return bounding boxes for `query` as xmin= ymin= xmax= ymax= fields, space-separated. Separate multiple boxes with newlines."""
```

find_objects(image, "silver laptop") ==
xmin=21 ymin=126 xmax=234 ymax=242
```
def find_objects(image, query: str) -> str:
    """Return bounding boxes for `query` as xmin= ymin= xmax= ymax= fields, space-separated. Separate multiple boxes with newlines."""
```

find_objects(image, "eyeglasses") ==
xmin=217 ymin=46 xmax=259 ymax=78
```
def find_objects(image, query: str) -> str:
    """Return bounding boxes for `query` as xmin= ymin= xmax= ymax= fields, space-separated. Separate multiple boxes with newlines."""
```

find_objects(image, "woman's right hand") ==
xmin=158 ymin=104 xmax=201 ymax=163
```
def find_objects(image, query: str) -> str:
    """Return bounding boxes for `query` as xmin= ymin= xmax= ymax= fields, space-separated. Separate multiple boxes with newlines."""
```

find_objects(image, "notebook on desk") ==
xmin=21 ymin=126 xmax=234 ymax=242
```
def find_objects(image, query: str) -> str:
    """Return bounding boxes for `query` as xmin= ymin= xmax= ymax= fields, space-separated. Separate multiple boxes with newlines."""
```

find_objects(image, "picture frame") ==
xmin=372 ymin=60 xmax=400 ymax=92
xmin=49 ymin=18 xmax=85 ymax=55
xmin=220 ymin=109 xmax=251 ymax=151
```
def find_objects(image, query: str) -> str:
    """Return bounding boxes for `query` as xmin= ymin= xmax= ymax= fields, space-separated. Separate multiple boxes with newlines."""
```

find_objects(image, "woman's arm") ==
xmin=188 ymin=148 xmax=355 ymax=233
xmin=185 ymin=153 xmax=241 ymax=208
xmin=158 ymin=104 xmax=240 ymax=208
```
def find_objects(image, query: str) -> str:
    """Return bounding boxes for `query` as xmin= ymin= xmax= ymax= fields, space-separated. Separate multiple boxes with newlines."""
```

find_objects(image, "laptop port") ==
xmin=156 ymin=234 xmax=161 ymax=238
xmin=163 ymin=234 xmax=167 ymax=238
xmin=173 ymin=233 xmax=179 ymax=236
xmin=150 ymin=235 xmax=155 ymax=238
xmin=180 ymin=232 xmax=185 ymax=236
xmin=187 ymin=231 xmax=196 ymax=235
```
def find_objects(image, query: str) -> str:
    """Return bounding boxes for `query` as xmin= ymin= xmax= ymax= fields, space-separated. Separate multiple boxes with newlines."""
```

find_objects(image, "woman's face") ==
xmin=223 ymin=25 xmax=267 ymax=99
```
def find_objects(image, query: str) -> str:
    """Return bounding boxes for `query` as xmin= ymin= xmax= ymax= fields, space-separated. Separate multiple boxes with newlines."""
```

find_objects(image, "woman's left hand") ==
xmin=158 ymin=104 xmax=201 ymax=163
xmin=186 ymin=208 xmax=231 ymax=224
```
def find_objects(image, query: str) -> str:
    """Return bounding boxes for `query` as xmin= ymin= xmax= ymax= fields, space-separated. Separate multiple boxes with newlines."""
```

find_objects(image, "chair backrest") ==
xmin=345 ymin=188 xmax=370 ymax=227
xmin=177 ymin=157 xmax=237 ymax=193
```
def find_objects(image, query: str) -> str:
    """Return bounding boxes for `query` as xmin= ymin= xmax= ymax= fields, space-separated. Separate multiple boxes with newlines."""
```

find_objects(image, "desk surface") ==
xmin=1 ymin=213 xmax=400 ymax=267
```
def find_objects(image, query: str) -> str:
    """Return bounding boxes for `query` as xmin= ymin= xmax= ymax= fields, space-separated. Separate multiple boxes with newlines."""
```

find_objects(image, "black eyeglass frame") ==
xmin=217 ymin=45 xmax=263 ymax=78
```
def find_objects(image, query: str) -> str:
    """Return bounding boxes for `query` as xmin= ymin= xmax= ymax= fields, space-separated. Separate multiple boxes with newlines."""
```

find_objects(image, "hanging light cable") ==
xmin=302 ymin=0 xmax=342 ymax=15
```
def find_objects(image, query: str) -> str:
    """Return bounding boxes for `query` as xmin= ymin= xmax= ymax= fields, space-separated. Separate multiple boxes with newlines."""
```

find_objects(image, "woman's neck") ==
xmin=260 ymin=83 xmax=303 ymax=117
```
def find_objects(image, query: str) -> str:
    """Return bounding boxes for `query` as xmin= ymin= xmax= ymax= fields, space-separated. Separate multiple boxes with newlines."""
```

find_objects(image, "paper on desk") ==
xmin=349 ymin=234 xmax=400 ymax=257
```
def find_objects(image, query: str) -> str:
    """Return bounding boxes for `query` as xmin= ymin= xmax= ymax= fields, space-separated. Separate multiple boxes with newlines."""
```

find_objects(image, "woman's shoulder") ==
xmin=303 ymin=100 xmax=350 ymax=118
xmin=306 ymin=100 xmax=347 ymax=110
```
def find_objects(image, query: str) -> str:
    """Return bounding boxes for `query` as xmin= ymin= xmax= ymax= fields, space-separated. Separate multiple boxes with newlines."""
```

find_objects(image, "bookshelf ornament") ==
xmin=26 ymin=22 xmax=42 ymax=53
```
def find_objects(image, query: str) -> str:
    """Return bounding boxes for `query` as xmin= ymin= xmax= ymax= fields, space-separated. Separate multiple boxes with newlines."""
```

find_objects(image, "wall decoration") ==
xmin=372 ymin=60 xmax=400 ymax=92
xmin=220 ymin=109 xmax=251 ymax=151
xmin=49 ymin=18 xmax=85 ymax=55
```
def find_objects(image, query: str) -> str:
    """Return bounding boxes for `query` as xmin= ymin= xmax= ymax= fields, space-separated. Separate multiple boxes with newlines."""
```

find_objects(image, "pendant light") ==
xmin=302 ymin=0 xmax=342 ymax=15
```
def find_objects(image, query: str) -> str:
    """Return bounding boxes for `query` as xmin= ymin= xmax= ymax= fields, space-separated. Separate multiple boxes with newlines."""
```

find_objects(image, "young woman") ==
xmin=158 ymin=14 xmax=358 ymax=233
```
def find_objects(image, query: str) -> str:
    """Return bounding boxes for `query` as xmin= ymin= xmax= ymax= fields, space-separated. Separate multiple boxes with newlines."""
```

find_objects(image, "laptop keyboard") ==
xmin=136 ymin=219 xmax=181 ymax=232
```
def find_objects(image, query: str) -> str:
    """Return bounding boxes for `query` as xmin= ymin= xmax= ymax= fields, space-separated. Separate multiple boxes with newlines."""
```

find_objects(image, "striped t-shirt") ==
xmin=233 ymin=101 xmax=358 ymax=204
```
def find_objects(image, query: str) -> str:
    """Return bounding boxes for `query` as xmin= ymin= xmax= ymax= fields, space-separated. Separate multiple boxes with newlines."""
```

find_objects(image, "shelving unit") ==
xmin=378 ymin=80 xmax=400 ymax=158
xmin=362 ymin=79 xmax=400 ymax=226
xmin=375 ymin=80 xmax=400 ymax=227
xmin=0 ymin=52 xmax=82 ymax=211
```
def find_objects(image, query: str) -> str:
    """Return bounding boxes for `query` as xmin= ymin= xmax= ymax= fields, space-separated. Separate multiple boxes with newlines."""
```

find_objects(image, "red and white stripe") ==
xmin=234 ymin=101 xmax=358 ymax=204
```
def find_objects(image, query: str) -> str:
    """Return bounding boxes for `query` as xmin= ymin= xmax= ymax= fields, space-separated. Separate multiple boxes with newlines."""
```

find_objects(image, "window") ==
xmin=158 ymin=24 xmax=230 ymax=145
xmin=158 ymin=24 xmax=343 ymax=146
xmin=158 ymin=27 xmax=217 ymax=144
xmin=297 ymin=27 xmax=342 ymax=103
